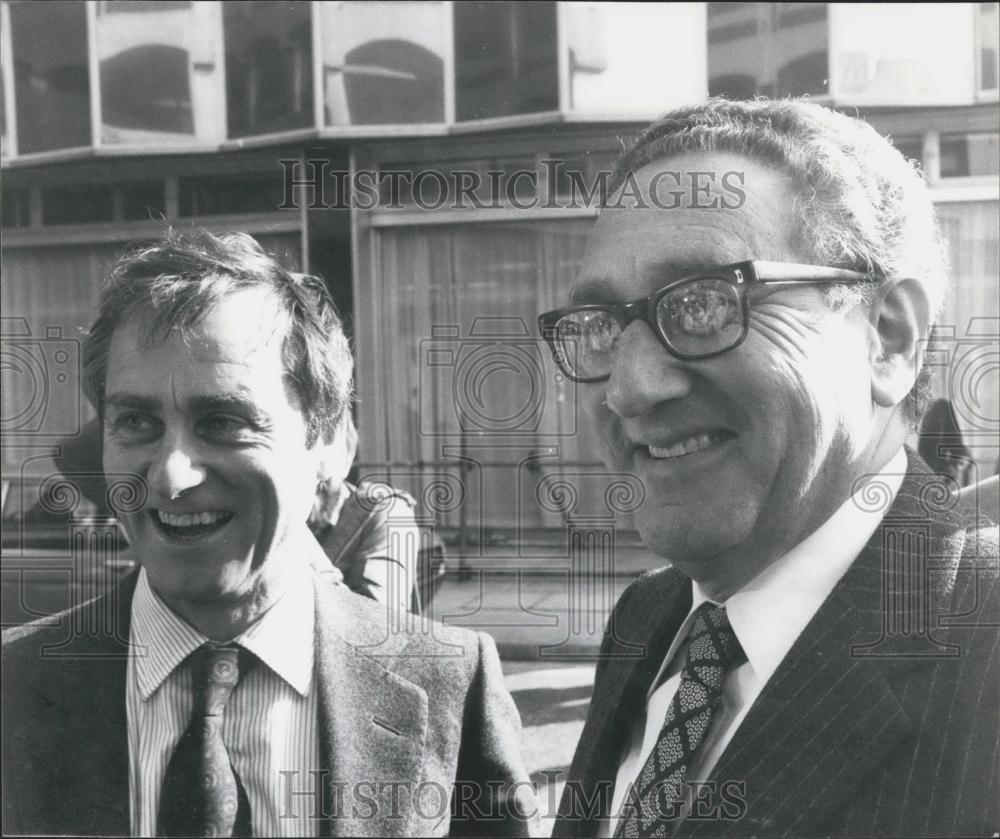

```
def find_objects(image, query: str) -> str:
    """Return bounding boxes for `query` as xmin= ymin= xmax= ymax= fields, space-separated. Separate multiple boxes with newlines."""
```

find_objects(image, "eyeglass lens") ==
xmin=554 ymin=277 xmax=744 ymax=378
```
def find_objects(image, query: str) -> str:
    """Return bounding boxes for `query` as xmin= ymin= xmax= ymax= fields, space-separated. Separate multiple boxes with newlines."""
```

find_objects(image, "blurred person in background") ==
xmin=307 ymin=414 xmax=421 ymax=613
xmin=917 ymin=397 xmax=975 ymax=488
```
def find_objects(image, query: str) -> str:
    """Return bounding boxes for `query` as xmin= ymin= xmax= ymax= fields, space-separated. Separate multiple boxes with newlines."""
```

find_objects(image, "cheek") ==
xmin=264 ymin=450 xmax=322 ymax=522
xmin=583 ymin=389 xmax=621 ymax=452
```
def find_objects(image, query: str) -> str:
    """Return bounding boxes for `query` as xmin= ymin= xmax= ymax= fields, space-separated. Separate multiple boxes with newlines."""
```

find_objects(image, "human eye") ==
xmin=198 ymin=413 xmax=256 ymax=442
xmin=107 ymin=411 xmax=160 ymax=443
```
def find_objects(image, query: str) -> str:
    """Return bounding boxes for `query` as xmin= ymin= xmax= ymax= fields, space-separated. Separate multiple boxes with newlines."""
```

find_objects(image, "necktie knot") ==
xmin=683 ymin=602 xmax=745 ymax=672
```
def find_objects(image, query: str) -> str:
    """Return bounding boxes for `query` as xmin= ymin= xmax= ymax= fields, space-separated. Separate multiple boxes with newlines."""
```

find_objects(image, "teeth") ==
xmin=157 ymin=510 xmax=229 ymax=528
xmin=648 ymin=433 xmax=720 ymax=459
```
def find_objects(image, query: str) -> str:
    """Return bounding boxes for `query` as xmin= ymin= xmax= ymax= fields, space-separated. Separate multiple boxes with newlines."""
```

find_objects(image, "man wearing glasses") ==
xmin=540 ymin=99 xmax=998 ymax=837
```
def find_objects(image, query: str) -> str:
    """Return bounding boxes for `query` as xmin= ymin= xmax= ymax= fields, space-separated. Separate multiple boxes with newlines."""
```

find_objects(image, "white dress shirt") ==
xmin=127 ymin=556 xmax=321 ymax=837
xmin=601 ymin=449 xmax=907 ymax=836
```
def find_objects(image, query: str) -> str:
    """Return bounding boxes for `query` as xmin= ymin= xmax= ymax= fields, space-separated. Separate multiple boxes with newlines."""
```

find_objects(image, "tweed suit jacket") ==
xmin=554 ymin=454 xmax=999 ymax=838
xmin=2 ymin=561 xmax=535 ymax=837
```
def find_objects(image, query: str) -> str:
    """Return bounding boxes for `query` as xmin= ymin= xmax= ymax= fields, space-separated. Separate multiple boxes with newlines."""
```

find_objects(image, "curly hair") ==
xmin=82 ymin=229 xmax=353 ymax=447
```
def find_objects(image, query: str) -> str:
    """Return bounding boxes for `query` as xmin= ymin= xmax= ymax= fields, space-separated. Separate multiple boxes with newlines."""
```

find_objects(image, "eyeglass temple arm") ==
xmin=752 ymin=261 xmax=873 ymax=284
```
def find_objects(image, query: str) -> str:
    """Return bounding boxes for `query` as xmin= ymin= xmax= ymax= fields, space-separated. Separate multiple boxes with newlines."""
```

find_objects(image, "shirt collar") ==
xmin=131 ymin=545 xmax=317 ymax=700
xmin=708 ymin=448 xmax=907 ymax=687
xmin=235 ymin=559 xmax=315 ymax=696
xmin=131 ymin=569 xmax=207 ymax=700
xmin=650 ymin=448 xmax=906 ymax=696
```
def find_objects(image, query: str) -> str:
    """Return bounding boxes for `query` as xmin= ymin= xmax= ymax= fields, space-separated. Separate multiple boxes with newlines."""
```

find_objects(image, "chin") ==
xmin=635 ymin=508 xmax=751 ymax=568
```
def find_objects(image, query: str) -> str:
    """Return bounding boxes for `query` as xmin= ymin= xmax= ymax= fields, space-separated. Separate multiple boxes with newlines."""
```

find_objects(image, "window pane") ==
xmin=564 ymin=3 xmax=706 ymax=115
xmin=1 ymin=186 xmax=31 ymax=228
xmin=978 ymin=1 xmax=999 ymax=93
xmin=96 ymin=0 xmax=225 ymax=146
xmin=708 ymin=3 xmax=828 ymax=99
xmin=940 ymin=132 xmax=1000 ymax=178
xmin=41 ymin=184 xmax=114 ymax=225
xmin=891 ymin=136 xmax=923 ymax=167
xmin=365 ymin=220 xmax=609 ymax=535
xmin=319 ymin=1 xmax=446 ymax=126
xmin=454 ymin=1 xmax=558 ymax=121
xmin=120 ymin=180 xmax=166 ymax=221
xmin=224 ymin=0 xmax=313 ymax=137
xmin=9 ymin=0 xmax=91 ymax=154
xmin=829 ymin=4 xmax=976 ymax=105
xmin=178 ymin=172 xmax=286 ymax=216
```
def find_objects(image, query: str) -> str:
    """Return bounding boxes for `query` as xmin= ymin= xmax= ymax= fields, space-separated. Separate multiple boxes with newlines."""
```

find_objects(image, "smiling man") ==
xmin=541 ymin=99 xmax=999 ymax=837
xmin=2 ymin=231 xmax=534 ymax=837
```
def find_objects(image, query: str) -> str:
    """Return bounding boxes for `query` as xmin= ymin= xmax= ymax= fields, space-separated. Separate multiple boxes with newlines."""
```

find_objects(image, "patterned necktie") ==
xmin=157 ymin=643 xmax=256 ymax=837
xmin=614 ymin=602 xmax=746 ymax=838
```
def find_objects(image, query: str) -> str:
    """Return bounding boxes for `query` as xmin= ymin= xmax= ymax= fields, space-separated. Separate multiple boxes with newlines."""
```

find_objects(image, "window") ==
xmin=359 ymin=219 xmax=612 ymax=535
xmin=978 ymin=2 xmax=999 ymax=95
xmin=178 ymin=172 xmax=287 ymax=216
xmin=41 ymin=184 xmax=115 ymax=226
xmin=319 ymin=1 xmax=446 ymax=126
xmin=708 ymin=3 xmax=829 ymax=100
xmin=829 ymin=5 xmax=976 ymax=104
xmin=96 ymin=0 xmax=225 ymax=146
xmin=9 ymin=0 xmax=91 ymax=154
xmin=564 ymin=3 xmax=706 ymax=115
xmin=120 ymin=180 xmax=166 ymax=221
xmin=224 ymin=1 xmax=313 ymax=137
xmin=1 ymin=185 xmax=30 ymax=228
xmin=891 ymin=136 xmax=924 ymax=167
xmin=454 ymin=1 xmax=558 ymax=121
xmin=940 ymin=132 xmax=1000 ymax=178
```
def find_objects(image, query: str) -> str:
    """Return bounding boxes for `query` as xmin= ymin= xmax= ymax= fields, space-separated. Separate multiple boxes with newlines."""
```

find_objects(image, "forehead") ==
xmin=573 ymin=151 xmax=802 ymax=301
xmin=106 ymin=288 xmax=291 ymax=395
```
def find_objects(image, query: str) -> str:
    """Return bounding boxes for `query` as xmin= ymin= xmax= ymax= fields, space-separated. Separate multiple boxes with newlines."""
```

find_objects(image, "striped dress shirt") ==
xmin=126 ymin=565 xmax=320 ymax=837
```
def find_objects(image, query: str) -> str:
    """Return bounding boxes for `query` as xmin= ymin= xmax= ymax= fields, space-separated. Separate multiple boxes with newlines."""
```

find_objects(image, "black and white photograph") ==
xmin=2 ymin=2 xmax=998 ymax=836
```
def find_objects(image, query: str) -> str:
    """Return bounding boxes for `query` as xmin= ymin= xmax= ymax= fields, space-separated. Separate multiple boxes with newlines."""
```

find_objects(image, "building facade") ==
xmin=3 ymin=1 xmax=997 ymax=551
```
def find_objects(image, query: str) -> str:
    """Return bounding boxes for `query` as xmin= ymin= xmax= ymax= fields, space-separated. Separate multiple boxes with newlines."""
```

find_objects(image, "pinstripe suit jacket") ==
xmin=2 ymin=561 xmax=535 ymax=837
xmin=554 ymin=455 xmax=1000 ymax=838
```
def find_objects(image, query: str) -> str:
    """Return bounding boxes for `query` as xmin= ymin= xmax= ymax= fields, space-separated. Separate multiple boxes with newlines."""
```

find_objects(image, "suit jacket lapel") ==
xmin=313 ymin=575 xmax=429 ymax=837
xmin=23 ymin=571 xmax=137 ymax=835
xmin=556 ymin=570 xmax=692 ymax=838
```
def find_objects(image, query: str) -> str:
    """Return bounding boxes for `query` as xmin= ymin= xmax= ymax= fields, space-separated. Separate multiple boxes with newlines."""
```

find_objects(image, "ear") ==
xmin=868 ymin=277 xmax=931 ymax=409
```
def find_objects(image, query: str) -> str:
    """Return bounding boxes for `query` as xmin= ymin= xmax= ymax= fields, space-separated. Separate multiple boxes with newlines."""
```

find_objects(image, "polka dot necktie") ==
xmin=156 ymin=643 xmax=256 ymax=837
xmin=614 ymin=603 xmax=746 ymax=838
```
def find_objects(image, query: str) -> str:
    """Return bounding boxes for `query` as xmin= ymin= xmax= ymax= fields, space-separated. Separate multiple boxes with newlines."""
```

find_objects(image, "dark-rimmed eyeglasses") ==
xmin=537 ymin=261 xmax=874 ymax=383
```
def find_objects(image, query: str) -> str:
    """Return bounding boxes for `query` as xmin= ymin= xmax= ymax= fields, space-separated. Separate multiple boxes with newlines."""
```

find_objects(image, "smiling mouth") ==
xmin=152 ymin=509 xmax=233 ymax=539
xmin=646 ymin=431 xmax=734 ymax=460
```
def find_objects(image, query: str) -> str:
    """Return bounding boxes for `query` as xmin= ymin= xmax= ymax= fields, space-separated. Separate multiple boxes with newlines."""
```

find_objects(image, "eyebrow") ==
xmin=104 ymin=393 xmax=158 ymax=412
xmin=569 ymin=258 xmax=720 ymax=304
xmin=104 ymin=391 xmax=269 ymax=421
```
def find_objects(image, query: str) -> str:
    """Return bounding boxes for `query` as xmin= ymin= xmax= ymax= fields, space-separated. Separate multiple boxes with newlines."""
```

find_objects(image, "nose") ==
xmin=147 ymin=434 xmax=207 ymax=500
xmin=604 ymin=321 xmax=693 ymax=418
